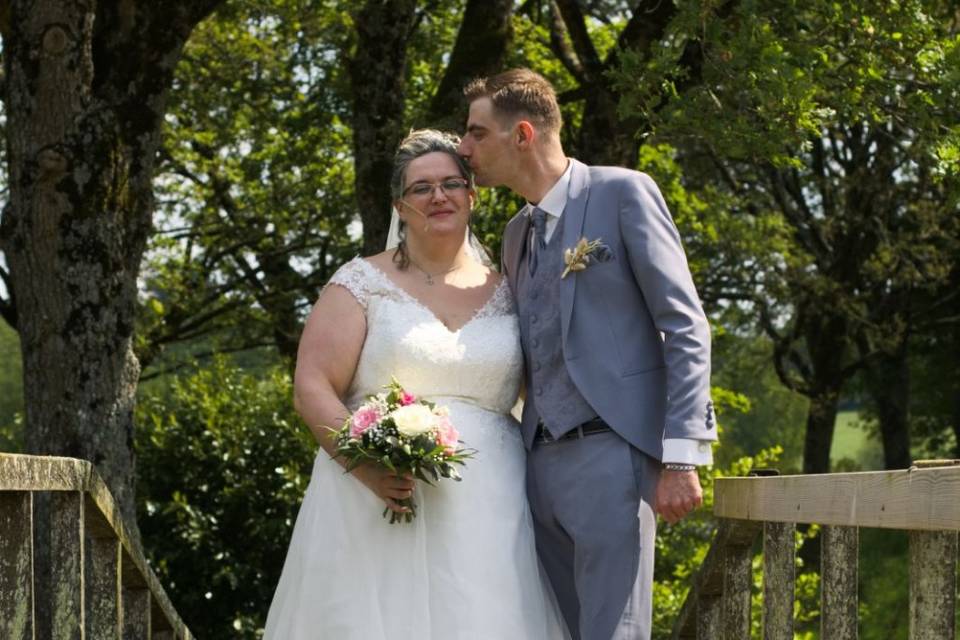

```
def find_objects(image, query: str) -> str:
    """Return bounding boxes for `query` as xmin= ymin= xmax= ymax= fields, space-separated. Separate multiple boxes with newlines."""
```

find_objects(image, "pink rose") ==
xmin=399 ymin=391 xmax=416 ymax=406
xmin=350 ymin=406 xmax=381 ymax=438
xmin=435 ymin=416 xmax=460 ymax=454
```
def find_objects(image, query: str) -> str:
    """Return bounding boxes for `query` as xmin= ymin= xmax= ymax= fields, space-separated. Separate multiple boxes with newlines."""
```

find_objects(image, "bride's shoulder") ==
xmin=325 ymin=256 xmax=381 ymax=308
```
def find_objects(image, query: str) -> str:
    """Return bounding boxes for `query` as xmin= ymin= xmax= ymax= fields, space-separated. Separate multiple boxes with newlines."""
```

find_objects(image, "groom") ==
xmin=458 ymin=69 xmax=715 ymax=640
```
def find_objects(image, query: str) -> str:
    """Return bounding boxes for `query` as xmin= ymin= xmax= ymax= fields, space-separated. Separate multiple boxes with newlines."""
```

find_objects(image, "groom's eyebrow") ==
xmin=466 ymin=124 xmax=487 ymax=135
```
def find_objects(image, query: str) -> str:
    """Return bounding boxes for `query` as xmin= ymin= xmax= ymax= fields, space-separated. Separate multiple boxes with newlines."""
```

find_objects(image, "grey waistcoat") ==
xmin=515 ymin=218 xmax=597 ymax=449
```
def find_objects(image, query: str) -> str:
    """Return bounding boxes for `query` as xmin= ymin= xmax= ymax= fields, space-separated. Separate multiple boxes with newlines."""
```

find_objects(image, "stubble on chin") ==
xmin=471 ymin=172 xmax=499 ymax=189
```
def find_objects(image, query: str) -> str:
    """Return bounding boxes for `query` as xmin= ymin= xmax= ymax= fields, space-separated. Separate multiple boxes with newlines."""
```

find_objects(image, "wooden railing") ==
xmin=0 ymin=453 xmax=193 ymax=639
xmin=672 ymin=461 xmax=960 ymax=639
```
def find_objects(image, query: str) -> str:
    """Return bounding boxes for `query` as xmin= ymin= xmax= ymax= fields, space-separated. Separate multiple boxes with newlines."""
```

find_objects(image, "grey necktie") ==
xmin=528 ymin=207 xmax=547 ymax=276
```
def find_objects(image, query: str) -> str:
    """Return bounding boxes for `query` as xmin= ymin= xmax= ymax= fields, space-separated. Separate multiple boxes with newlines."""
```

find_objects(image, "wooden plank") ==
xmin=50 ymin=491 xmax=84 ymax=640
xmin=0 ymin=492 xmax=33 ymax=640
xmin=122 ymin=587 xmax=151 ymax=639
xmin=0 ymin=453 xmax=93 ymax=492
xmin=86 ymin=534 xmax=121 ymax=639
xmin=762 ymin=521 xmax=795 ymax=640
xmin=721 ymin=543 xmax=752 ymax=640
xmin=714 ymin=466 xmax=960 ymax=530
xmin=821 ymin=525 xmax=858 ymax=640
xmin=909 ymin=530 xmax=957 ymax=640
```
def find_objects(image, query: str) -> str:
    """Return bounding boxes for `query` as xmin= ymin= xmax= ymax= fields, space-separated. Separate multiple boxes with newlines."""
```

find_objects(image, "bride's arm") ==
xmin=293 ymin=283 xmax=414 ymax=512
xmin=293 ymin=284 xmax=364 ymax=452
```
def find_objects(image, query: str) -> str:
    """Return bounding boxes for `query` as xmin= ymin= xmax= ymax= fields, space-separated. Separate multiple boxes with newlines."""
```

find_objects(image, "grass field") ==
xmin=830 ymin=409 xmax=884 ymax=469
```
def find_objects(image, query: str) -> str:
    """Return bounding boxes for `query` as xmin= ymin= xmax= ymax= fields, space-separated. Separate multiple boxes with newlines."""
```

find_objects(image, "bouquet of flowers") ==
xmin=332 ymin=379 xmax=474 ymax=523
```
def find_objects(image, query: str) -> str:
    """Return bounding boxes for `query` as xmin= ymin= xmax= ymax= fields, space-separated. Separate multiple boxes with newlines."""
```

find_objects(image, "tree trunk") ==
xmin=551 ymin=0 xmax=677 ymax=167
xmin=802 ymin=388 xmax=841 ymax=474
xmin=424 ymin=0 xmax=514 ymax=132
xmin=577 ymin=87 xmax=639 ymax=167
xmin=794 ymin=315 xmax=855 ymax=475
xmin=348 ymin=0 xmax=419 ymax=256
xmin=0 ymin=0 xmax=223 ymax=524
xmin=1 ymin=1 xmax=222 ymax=632
xmin=863 ymin=346 xmax=912 ymax=470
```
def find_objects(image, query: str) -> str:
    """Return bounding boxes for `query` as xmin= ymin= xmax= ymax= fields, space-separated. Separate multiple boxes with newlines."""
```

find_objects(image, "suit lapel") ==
xmin=560 ymin=160 xmax=590 ymax=339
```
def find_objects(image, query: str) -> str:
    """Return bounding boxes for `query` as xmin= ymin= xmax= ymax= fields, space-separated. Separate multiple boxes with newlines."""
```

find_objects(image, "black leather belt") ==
xmin=534 ymin=417 xmax=611 ymax=444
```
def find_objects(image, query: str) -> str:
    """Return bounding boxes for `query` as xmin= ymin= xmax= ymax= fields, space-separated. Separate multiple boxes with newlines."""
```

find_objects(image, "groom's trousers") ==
xmin=527 ymin=428 xmax=659 ymax=640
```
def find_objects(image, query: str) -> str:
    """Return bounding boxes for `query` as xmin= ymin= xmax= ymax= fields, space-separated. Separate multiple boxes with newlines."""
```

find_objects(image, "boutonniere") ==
xmin=562 ymin=237 xmax=613 ymax=278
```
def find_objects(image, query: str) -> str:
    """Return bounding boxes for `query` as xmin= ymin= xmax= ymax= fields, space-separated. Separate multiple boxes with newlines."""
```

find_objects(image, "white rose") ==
xmin=391 ymin=404 xmax=436 ymax=437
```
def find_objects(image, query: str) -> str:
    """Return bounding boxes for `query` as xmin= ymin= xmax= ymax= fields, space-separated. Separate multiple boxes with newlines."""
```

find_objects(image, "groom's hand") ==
xmin=655 ymin=470 xmax=703 ymax=524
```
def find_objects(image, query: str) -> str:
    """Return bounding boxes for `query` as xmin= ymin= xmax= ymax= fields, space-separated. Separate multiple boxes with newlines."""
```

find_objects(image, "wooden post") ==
xmin=697 ymin=593 xmax=721 ymax=639
xmin=49 ymin=491 xmax=85 ymax=640
xmin=722 ymin=543 xmax=753 ymax=639
xmin=763 ymin=521 xmax=795 ymax=640
xmin=122 ymin=586 xmax=151 ymax=639
xmin=0 ymin=491 xmax=33 ymax=640
xmin=85 ymin=494 xmax=121 ymax=638
xmin=909 ymin=530 xmax=958 ymax=640
xmin=821 ymin=525 xmax=858 ymax=640
xmin=86 ymin=535 xmax=121 ymax=638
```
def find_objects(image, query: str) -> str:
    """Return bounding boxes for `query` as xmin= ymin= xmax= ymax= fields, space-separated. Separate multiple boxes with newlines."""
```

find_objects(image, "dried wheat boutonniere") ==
xmin=561 ymin=237 xmax=613 ymax=278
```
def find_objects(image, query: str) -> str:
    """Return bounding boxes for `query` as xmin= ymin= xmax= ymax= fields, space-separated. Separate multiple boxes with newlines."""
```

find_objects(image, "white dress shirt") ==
xmin=525 ymin=160 xmax=713 ymax=466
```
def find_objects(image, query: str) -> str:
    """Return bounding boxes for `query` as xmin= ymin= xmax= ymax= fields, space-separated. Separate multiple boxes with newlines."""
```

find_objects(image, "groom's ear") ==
xmin=514 ymin=121 xmax=535 ymax=149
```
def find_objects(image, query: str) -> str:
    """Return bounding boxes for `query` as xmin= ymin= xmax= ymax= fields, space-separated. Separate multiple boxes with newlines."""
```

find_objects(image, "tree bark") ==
xmin=551 ymin=0 xmax=677 ymax=167
xmin=348 ymin=0 xmax=419 ymax=256
xmin=862 ymin=345 xmax=912 ymax=470
xmin=774 ymin=314 xmax=855 ymax=475
xmin=424 ymin=0 xmax=514 ymax=132
xmin=0 ymin=0 xmax=223 ymax=526
xmin=802 ymin=388 xmax=841 ymax=474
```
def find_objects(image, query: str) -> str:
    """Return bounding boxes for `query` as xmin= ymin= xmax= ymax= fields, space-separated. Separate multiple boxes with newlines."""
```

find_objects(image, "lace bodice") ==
xmin=327 ymin=257 xmax=523 ymax=415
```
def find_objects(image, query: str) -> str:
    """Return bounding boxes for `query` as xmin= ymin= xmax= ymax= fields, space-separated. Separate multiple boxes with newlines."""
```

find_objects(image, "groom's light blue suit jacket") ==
xmin=502 ymin=159 xmax=715 ymax=460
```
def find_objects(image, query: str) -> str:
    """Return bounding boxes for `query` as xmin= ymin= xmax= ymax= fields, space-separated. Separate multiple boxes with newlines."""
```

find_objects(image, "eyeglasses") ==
xmin=402 ymin=178 xmax=470 ymax=198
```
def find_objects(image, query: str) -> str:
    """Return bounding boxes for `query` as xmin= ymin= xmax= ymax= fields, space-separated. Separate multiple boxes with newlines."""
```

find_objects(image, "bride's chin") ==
xmin=420 ymin=222 xmax=467 ymax=238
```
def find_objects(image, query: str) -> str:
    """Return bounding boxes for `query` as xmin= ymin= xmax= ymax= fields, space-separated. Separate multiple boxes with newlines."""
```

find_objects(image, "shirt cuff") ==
xmin=662 ymin=438 xmax=713 ymax=466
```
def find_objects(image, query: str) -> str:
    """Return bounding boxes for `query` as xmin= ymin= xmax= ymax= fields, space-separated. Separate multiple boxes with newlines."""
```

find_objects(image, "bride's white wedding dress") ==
xmin=264 ymin=257 xmax=569 ymax=639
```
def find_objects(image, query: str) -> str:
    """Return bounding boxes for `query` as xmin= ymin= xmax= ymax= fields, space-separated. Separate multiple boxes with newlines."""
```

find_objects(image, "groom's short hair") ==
xmin=464 ymin=68 xmax=562 ymax=133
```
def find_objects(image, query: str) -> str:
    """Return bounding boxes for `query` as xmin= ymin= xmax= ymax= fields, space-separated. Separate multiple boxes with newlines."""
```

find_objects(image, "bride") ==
xmin=263 ymin=129 xmax=570 ymax=639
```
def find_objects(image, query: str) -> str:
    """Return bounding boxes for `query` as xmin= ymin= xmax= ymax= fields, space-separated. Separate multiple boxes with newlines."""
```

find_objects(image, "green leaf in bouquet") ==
xmin=413 ymin=468 xmax=434 ymax=485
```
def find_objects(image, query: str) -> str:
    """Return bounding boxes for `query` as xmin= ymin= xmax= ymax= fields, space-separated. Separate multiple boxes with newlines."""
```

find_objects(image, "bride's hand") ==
xmin=352 ymin=464 xmax=416 ymax=512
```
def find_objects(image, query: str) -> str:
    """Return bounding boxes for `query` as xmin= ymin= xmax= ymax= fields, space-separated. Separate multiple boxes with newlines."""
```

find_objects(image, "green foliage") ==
xmin=136 ymin=359 xmax=316 ymax=639
xmin=141 ymin=0 xmax=360 ymax=371
xmin=0 ymin=322 xmax=23 ymax=452
xmin=711 ymin=331 xmax=809 ymax=471
xmin=615 ymin=0 xmax=960 ymax=481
